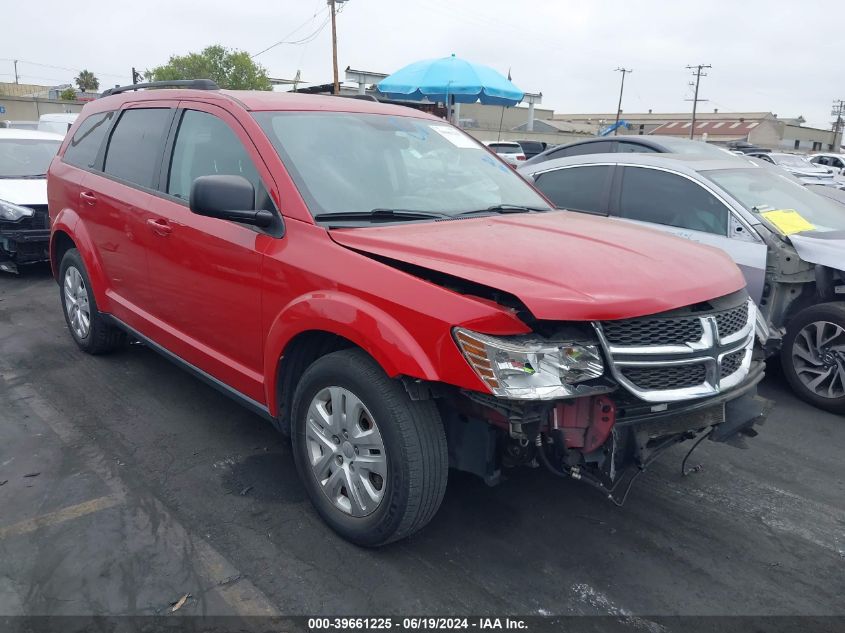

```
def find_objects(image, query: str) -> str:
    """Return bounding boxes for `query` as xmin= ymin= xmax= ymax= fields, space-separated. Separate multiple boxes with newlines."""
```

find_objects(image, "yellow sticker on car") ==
xmin=760 ymin=209 xmax=816 ymax=235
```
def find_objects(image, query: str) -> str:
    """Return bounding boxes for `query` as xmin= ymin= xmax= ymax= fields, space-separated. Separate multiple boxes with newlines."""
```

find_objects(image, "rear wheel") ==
xmin=291 ymin=349 xmax=448 ymax=546
xmin=59 ymin=248 xmax=125 ymax=354
xmin=781 ymin=302 xmax=845 ymax=414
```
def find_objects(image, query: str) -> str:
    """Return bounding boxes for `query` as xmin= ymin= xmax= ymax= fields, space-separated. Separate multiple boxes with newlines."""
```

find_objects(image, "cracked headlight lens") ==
xmin=454 ymin=327 xmax=605 ymax=399
xmin=0 ymin=199 xmax=35 ymax=222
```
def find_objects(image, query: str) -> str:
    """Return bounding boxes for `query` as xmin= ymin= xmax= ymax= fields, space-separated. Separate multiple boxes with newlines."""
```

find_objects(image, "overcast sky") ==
xmin=3 ymin=0 xmax=842 ymax=128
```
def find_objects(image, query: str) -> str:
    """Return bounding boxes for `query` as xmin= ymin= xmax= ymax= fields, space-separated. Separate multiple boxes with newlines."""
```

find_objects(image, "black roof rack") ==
xmin=101 ymin=79 xmax=220 ymax=97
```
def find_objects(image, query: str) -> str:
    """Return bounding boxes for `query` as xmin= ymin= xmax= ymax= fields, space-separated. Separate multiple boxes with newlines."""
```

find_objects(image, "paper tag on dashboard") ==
xmin=430 ymin=125 xmax=479 ymax=148
xmin=760 ymin=209 xmax=815 ymax=235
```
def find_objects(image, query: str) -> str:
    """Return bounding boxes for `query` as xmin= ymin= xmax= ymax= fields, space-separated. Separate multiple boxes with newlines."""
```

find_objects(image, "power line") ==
xmin=685 ymin=64 xmax=711 ymax=140
xmin=251 ymin=7 xmax=331 ymax=58
xmin=0 ymin=57 xmax=125 ymax=80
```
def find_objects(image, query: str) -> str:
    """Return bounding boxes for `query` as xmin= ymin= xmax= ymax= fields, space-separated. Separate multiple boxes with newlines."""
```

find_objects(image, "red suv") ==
xmin=48 ymin=80 xmax=768 ymax=546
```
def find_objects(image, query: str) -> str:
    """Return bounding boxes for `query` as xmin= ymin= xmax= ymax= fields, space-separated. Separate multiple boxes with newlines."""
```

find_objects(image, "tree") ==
xmin=59 ymin=87 xmax=77 ymax=101
xmin=146 ymin=45 xmax=272 ymax=91
xmin=75 ymin=70 xmax=99 ymax=92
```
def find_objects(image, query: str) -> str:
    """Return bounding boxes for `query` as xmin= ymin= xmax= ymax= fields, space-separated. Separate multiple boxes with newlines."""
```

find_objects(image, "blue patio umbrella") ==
xmin=377 ymin=54 xmax=524 ymax=107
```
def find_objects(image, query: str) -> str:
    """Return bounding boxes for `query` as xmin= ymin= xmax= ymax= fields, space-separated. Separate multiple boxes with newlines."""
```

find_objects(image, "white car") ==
xmin=37 ymin=112 xmax=78 ymax=137
xmin=483 ymin=141 xmax=526 ymax=167
xmin=808 ymin=152 xmax=845 ymax=175
xmin=0 ymin=128 xmax=64 ymax=273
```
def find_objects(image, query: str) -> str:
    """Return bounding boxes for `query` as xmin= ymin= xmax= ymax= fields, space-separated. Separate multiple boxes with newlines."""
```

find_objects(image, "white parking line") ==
xmin=0 ymin=493 xmax=123 ymax=540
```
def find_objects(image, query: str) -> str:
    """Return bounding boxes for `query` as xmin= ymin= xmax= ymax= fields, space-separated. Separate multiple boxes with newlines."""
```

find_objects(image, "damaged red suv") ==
xmin=47 ymin=80 xmax=768 ymax=546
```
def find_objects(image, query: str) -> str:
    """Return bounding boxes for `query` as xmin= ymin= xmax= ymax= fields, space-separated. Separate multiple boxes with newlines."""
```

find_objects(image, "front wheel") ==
xmin=781 ymin=302 xmax=845 ymax=414
xmin=291 ymin=349 xmax=448 ymax=546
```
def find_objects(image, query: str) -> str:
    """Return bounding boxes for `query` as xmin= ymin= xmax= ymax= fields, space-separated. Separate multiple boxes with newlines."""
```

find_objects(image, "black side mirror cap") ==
xmin=189 ymin=174 xmax=275 ymax=228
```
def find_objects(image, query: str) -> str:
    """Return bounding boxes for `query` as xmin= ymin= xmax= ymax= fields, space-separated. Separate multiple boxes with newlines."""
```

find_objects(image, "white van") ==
xmin=37 ymin=112 xmax=78 ymax=136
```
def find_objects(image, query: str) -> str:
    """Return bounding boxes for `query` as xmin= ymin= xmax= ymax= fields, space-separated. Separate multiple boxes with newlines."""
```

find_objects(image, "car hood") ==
xmin=790 ymin=231 xmax=845 ymax=272
xmin=329 ymin=211 xmax=746 ymax=321
xmin=0 ymin=178 xmax=48 ymax=206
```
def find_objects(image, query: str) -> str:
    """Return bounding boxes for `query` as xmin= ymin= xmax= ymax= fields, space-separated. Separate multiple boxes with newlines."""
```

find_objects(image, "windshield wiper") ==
xmin=314 ymin=208 xmax=449 ymax=223
xmin=456 ymin=204 xmax=549 ymax=217
xmin=0 ymin=174 xmax=47 ymax=179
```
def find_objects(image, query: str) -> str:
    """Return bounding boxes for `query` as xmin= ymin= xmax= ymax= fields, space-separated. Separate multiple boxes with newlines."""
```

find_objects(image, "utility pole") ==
xmin=13 ymin=59 xmax=19 ymax=84
xmin=685 ymin=64 xmax=711 ymax=140
xmin=613 ymin=68 xmax=632 ymax=135
xmin=329 ymin=0 xmax=348 ymax=95
xmin=831 ymin=99 xmax=845 ymax=150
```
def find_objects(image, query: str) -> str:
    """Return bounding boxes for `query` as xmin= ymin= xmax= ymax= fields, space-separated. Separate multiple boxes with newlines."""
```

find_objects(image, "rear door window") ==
xmin=532 ymin=165 xmax=612 ymax=213
xmin=617 ymin=141 xmax=658 ymax=153
xmin=616 ymin=166 xmax=729 ymax=235
xmin=548 ymin=141 xmax=614 ymax=159
xmin=63 ymin=111 xmax=115 ymax=170
xmin=103 ymin=108 xmax=173 ymax=188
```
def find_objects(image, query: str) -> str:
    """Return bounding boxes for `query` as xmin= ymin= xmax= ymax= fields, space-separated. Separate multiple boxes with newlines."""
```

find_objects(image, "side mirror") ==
xmin=189 ymin=175 xmax=275 ymax=228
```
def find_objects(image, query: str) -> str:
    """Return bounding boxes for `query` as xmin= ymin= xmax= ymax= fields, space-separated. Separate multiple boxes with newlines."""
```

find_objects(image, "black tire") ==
xmin=59 ymin=248 xmax=126 ymax=354
xmin=781 ymin=302 xmax=845 ymax=414
xmin=291 ymin=349 xmax=448 ymax=546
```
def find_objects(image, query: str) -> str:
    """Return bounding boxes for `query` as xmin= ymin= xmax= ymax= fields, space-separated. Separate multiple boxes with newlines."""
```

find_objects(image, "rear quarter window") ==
xmin=63 ymin=111 xmax=115 ymax=170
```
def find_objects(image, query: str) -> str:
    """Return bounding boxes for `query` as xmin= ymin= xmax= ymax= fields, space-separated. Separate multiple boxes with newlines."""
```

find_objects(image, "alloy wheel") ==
xmin=64 ymin=266 xmax=91 ymax=340
xmin=305 ymin=386 xmax=387 ymax=517
xmin=792 ymin=320 xmax=845 ymax=399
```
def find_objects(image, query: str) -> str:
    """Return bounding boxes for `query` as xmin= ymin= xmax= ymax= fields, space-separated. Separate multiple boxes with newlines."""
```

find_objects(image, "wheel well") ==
xmin=275 ymin=331 xmax=356 ymax=433
xmin=51 ymin=231 xmax=76 ymax=281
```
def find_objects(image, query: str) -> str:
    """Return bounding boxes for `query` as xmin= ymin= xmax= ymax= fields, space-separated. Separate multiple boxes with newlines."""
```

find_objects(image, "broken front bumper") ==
xmin=0 ymin=227 xmax=50 ymax=273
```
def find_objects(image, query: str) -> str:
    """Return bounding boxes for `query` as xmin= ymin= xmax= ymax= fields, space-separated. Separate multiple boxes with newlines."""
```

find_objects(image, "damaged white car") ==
xmin=0 ymin=128 xmax=63 ymax=273
xmin=519 ymin=153 xmax=845 ymax=413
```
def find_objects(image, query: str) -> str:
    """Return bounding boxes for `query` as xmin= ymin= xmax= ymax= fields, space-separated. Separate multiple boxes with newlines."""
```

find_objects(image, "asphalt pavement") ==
xmin=1 ymin=264 xmax=843 ymax=625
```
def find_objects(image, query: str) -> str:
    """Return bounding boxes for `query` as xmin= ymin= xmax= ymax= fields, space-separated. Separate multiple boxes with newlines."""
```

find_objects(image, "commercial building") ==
xmin=551 ymin=111 xmax=840 ymax=152
xmin=0 ymin=82 xmax=84 ymax=122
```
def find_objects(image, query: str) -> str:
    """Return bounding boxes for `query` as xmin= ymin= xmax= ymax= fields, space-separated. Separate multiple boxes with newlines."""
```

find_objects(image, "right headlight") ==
xmin=454 ymin=327 xmax=605 ymax=400
xmin=0 ymin=199 xmax=35 ymax=222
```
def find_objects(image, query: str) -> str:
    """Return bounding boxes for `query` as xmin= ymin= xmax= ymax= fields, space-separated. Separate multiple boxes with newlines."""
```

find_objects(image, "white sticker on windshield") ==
xmin=430 ymin=125 xmax=479 ymax=149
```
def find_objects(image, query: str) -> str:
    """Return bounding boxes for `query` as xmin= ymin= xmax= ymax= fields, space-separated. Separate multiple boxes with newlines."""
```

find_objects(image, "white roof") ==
xmin=0 ymin=128 xmax=65 ymax=141
xmin=39 ymin=113 xmax=79 ymax=122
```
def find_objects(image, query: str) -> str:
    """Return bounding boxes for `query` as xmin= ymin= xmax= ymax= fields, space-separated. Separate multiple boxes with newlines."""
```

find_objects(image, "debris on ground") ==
xmin=239 ymin=486 xmax=253 ymax=496
xmin=169 ymin=593 xmax=191 ymax=613
xmin=23 ymin=472 xmax=40 ymax=478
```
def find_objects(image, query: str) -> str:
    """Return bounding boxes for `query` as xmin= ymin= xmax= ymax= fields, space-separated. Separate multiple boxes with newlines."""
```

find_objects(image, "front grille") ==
xmin=720 ymin=349 xmax=745 ymax=378
xmin=715 ymin=303 xmax=748 ymax=339
xmin=621 ymin=364 xmax=706 ymax=391
xmin=602 ymin=315 xmax=703 ymax=347
xmin=595 ymin=295 xmax=755 ymax=402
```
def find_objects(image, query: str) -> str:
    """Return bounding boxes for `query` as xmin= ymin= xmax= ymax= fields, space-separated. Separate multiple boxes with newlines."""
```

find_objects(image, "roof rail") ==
xmin=101 ymin=79 xmax=220 ymax=97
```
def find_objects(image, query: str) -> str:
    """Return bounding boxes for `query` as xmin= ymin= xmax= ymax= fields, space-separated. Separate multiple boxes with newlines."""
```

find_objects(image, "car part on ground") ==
xmin=48 ymin=81 xmax=770 ymax=545
xmin=519 ymin=152 xmax=845 ymax=413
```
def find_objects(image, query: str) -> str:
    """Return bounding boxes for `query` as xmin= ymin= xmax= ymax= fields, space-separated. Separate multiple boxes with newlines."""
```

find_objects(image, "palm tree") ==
xmin=75 ymin=70 xmax=99 ymax=93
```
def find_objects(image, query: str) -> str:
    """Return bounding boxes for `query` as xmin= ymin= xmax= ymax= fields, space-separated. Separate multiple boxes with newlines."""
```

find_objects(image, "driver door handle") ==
xmin=146 ymin=218 xmax=172 ymax=236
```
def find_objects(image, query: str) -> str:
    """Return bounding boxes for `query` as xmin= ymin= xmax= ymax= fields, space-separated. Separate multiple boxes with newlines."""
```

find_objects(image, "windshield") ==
xmin=771 ymin=153 xmax=812 ymax=168
xmin=654 ymin=137 xmax=735 ymax=158
xmin=704 ymin=167 xmax=845 ymax=232
xmin=254 ymin=112 xmax=549 ymax=219
xmin=0 ymin=138 xmax=61 ymax=177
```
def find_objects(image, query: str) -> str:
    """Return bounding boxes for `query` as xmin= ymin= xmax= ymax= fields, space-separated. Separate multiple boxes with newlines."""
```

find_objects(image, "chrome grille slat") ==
xmin=594 ymin=298 xmax=756 ymax=403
